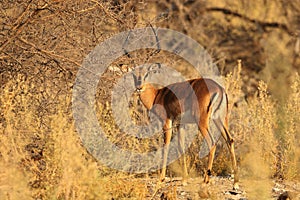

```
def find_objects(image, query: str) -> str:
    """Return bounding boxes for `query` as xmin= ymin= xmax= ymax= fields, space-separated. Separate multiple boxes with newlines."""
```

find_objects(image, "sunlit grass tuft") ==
xmin=276 ymin=73 xmax=300 ymax=180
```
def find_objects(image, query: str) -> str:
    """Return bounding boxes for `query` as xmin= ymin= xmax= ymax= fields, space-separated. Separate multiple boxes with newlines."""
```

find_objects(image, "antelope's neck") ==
xmin=139 ymin=84 xmax=158 ymax=110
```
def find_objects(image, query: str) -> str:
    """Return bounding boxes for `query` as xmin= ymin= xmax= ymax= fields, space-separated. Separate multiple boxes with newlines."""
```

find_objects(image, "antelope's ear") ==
xmin=154 ymin=63 xmax=161 ymax=73
xmin=147 ymin=63 xmax=161 ymax=73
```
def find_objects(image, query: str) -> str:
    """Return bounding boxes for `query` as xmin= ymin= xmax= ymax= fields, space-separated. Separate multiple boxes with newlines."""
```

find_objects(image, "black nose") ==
xmin=136 ymin=87 xmax=142 ymax=93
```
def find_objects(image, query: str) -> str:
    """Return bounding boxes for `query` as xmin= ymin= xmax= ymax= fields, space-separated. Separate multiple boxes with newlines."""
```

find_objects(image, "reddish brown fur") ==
xmin=134 ymin=70 xmax=239 ymax=190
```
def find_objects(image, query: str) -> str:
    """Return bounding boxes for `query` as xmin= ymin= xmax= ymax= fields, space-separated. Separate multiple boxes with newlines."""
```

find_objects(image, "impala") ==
xmin=132 ymin=66 xmax=239 ymax=190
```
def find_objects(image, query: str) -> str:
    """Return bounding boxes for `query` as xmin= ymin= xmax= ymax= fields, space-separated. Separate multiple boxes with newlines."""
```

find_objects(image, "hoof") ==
xmin=203 ymin=176 xmax=210 ymax=184
xmin=203 ymin=169 xmax=211 ymax=184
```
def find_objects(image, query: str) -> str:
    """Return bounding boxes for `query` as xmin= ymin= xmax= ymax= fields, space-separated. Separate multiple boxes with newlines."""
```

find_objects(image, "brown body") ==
xmin=133 ymin=69 xmax=239 ymax=190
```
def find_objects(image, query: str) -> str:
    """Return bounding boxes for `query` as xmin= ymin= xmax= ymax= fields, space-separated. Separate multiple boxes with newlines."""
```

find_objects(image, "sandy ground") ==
xmin=142 ymin=176 xmax=300 ymax=200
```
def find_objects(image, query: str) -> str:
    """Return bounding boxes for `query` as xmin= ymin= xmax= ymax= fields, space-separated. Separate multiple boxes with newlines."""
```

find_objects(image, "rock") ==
xmin=277 ymin=191 xmax=294 ymax=200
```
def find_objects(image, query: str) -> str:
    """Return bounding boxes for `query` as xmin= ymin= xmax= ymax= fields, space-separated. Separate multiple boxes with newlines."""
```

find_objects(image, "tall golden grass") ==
xmin=0 ymin=69 xmax=299 ymax=199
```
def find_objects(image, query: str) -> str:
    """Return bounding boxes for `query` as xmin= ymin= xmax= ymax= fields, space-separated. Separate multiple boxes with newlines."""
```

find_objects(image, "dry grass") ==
xmin=238 ymin=80 xmax=277 ymax=199
xmin=276 ymin=73 xmax=300 ymax=180
xmin=1 ymin=0 xmax=299 ymax=199
xmin=1 ymin=63 xmax=299 ymax=199
xmin=225 ymin=68 xmax=300 ymax=198
xmin=0 ymin=76 xmax=148 ymax=199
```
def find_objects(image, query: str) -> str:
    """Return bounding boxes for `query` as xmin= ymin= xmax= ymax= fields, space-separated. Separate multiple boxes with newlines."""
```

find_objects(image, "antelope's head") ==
xmin=132 ymin=64 xmax=161 ymax=94
xmin=131 ymin=64 xmax=161 ymax=110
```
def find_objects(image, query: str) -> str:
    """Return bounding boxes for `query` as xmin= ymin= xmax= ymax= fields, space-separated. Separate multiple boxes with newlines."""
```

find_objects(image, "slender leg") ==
xmin=225 ymin=132 xmax=239 ymax=189
xmin=219 ymin=119 xmax=239 ymax=190
xmin=160 ymin=118 xmax=172 ymax=181
xmin=204 ymin=144 xmax=216 ymax=183
xmin=229 ymin=140 xmax=239 ymax=190
xmin=178 ymin=129 xmax=188 ymax=180
xmin=199 ymin=122 xmax=216 ymax=184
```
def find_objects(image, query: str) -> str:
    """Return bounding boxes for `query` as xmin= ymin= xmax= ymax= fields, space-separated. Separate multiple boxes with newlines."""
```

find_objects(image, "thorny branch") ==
xmin=0 ymin=0 xmax=49 ymax=52
xmin=206 ymin=7 xmax=296 ymax=36
xmin=17 ymin=37 xmax=81 ymax=67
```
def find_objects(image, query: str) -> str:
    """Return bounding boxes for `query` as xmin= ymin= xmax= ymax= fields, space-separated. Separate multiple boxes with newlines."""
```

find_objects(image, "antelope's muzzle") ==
xmin=135 ymin=87 xmax=142 ymax=94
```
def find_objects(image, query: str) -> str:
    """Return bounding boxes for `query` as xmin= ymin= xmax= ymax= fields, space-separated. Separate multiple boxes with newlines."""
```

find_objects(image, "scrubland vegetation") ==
xmin=1 ymin=64 xmax=299 ymax=199
xmin=1 ymin=0 xmax=299 ymax=199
